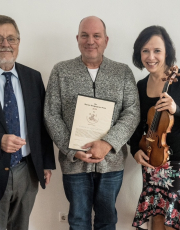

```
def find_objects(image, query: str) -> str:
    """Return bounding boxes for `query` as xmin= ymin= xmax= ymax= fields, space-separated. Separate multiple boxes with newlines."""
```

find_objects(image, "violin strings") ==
xmin=146 ymin=81 xmax=169 ymax=140
xmin=145 ymin=74 xmax=176 ymax=150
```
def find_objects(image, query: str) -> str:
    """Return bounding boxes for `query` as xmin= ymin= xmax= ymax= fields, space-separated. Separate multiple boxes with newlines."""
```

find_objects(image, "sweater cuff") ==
xmin=101 ymin=137 xmax=116 ymax=154
xmin=67 ymin=149 xmax=78 ymax=162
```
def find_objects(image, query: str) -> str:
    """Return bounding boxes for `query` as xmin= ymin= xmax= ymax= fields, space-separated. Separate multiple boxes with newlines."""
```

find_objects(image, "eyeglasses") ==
xmin=0 ymin=36 xmax=20 ymax=45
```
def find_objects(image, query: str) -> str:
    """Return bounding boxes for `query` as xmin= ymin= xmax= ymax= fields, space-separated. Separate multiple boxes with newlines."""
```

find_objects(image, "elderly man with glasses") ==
xmin=0 ymin=15 xmax=55 ymax=230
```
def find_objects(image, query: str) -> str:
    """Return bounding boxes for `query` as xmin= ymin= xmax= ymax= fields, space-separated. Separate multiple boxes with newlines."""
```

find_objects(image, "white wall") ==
xmin=2 ymin=1 xmax=180 ymax=229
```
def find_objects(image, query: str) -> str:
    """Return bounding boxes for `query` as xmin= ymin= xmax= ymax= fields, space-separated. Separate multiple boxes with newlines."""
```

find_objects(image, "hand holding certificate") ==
xmin=69 ymin=95 xmax=115 ymax=153
xmin=82 ymin=139 xmax=112 ymax=159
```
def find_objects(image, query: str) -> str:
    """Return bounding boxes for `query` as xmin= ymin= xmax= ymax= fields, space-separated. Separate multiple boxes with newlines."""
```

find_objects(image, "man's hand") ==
xmin=75 ymin=151 xmax=104 ymax=163
xmin=1 ymin=134 xmax=26 ymax=153
xmin=44 ymin=170 xmax=52 ymax=185
xmin=82 ymin=140 xmax=112 ymax=159
xmin=134 ymin=150 xmax=155 ymax=169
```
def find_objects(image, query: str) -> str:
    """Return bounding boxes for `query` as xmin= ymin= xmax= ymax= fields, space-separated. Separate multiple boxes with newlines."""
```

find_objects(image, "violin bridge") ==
xmin=146 ymin=137 xmax=155 ymax=142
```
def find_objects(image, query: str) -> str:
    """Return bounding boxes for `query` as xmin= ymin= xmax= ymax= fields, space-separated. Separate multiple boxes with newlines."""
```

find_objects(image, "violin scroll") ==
xmin=162 ymin=65 xmax=180 ymax=83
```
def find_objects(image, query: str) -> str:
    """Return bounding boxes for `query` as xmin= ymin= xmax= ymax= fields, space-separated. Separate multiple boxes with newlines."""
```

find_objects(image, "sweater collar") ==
xmin=76 ymin=55 xmax=108 ymax=69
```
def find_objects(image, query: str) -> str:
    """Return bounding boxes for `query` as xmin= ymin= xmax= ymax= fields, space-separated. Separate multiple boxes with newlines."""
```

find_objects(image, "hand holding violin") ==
xmin=155 ymin=92 xmax=176 ymax=114
xmin=134 ymin=150 xmax=155 ymax=169
xmin=155 ymin=65 xmax=180 ymax=114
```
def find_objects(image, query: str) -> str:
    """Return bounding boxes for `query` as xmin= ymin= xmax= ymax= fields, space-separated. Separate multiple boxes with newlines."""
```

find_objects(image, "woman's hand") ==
xmin=134 ymin=150 xmax=155 ymax=169
xmin=155 ymin=92 xmax=176 ymax=114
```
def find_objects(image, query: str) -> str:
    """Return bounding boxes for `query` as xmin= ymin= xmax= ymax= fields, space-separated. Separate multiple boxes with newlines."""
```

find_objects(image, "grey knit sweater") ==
xmin=44 ymin=56 xmax=140 ymax=174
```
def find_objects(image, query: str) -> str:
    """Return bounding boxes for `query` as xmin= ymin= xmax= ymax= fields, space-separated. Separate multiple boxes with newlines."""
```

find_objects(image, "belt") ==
xmin=5 ymin=156 xmax=29 ymax=170
xmin=19 ymin=156 xmax=27 ymax=164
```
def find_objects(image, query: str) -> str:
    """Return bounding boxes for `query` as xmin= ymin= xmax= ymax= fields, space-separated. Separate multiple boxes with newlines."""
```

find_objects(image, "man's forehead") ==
xmin=79 ymin=20 xmax=104 ymax=33
xmin=0 ymin=23 xmax=17 ymax=34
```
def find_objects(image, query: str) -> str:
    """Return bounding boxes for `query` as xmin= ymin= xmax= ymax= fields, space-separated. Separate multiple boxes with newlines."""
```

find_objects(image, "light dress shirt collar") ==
xmin=0 ymin=64 xmax=18 ymax=78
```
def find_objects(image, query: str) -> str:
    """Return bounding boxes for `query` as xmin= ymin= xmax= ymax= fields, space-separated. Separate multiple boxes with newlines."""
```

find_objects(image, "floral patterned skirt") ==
xmin=132 ymin=161 xmax=180 ymax=230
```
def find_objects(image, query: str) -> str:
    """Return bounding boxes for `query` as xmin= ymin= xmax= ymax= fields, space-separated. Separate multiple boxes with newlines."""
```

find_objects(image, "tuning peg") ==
xmin=173 ymin=78 xmax=178 ymax=82
xmin=162 ymin=78 xmax=167 ymax=81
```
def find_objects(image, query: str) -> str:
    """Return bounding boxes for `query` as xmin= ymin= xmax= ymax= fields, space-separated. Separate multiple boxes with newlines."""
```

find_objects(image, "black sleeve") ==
xmin=0 ymin=133 xmax=4 ymax=160
xmin=129 ymin=120 xmax=144 ymax=157
xmin=174 ymin=69 xmax=180 ymax=117
xmin=174 ymin=105 xmax=180 ymax=117
xmin=129 ymin=80 xmax=145 ymax=157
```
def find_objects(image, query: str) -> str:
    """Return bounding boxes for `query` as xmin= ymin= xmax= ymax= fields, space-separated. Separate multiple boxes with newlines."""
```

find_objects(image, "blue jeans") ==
xmin=63 ymin=171 xmax=124 ymax=230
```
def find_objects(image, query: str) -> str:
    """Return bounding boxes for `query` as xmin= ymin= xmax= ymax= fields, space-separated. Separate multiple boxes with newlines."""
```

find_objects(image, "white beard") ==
xmin=0 ymin=57 xmax=15 ymax=65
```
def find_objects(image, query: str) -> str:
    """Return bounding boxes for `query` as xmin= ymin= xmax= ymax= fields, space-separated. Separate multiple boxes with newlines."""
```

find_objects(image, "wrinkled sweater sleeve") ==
xmin=44 ymin=65 xmax=77 ymax=163
xmin=102 ymin=65 xmax=140 ymax=153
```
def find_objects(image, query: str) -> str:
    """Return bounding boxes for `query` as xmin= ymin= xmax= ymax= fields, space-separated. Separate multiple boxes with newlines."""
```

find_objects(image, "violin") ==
xmin=139 ymin=66 xmax=180 ymax=167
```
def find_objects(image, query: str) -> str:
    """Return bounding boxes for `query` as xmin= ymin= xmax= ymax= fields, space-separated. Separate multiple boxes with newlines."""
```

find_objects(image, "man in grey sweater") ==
xmin=44 ymin=16 xmax=140 ymax=230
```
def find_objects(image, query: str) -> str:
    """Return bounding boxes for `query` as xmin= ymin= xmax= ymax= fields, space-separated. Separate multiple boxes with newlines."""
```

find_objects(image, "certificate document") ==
xmin=69 ymin=95 xmax=115 ymax=151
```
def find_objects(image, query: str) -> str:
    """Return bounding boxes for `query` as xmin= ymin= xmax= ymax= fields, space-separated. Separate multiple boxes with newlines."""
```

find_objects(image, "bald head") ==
xmin=76 ymin=16 xmax=109 ymax=67
xmin=78 ymin=16 xmax=107 ymax=36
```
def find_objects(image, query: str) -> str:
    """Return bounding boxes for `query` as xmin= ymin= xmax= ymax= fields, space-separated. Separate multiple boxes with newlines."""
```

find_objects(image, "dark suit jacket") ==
xmin=0 ymin=62 xmax=56 ymax=200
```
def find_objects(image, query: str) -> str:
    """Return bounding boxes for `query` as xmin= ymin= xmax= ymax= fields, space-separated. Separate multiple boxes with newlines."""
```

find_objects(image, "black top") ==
xmin=130 ymin=73 xmax=180 ymax=161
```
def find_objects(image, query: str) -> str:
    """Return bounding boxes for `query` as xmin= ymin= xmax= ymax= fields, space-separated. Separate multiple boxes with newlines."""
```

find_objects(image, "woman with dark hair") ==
xmin=130 ymin=26 xmax=180 ymax=230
